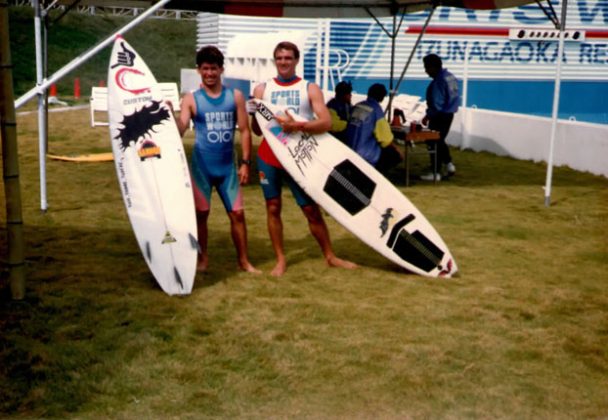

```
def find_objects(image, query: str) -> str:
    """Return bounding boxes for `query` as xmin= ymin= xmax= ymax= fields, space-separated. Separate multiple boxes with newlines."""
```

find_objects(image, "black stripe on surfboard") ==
xmin=387 ymin=216 xmax=445 ymax=273
xmin=323 ymin=159 xmax=376 ymax=215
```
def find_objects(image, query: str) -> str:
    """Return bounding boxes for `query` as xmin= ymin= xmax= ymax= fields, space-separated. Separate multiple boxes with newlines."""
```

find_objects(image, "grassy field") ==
xmin=9 ymin=6 xmax=196 ymax=100
xmin=1 ymin=106 xmax=607 ymax=418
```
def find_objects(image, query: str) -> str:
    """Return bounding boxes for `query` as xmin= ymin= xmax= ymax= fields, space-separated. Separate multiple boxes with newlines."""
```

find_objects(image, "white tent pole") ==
xmin=322 ymin=19 xmax=330 ymax=92
xmin=544 ymin=0 xmax=568 ymax=207
xmin=386 ymin=7 xmax=435 ymax=114
xmin=34 ymin=0 xmax=48 ymax=211
xmin=15 ymin=0 xmax=171 ymax=109
xmin=461 ymin=41 xmax=470 ymax=149
xmin=315 ymin=20 xmax=322 ymax=86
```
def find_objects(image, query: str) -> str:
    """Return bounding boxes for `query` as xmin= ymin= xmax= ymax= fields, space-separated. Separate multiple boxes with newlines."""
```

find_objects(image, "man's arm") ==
xmin=426 ymin=80 xmax=446 ymax=120
xmin=250 ymin=83 xmax=265 ymax=136
xmin=234 ymin=89 xmax=252 ymax=184
xmin=374 ymin=118 xmax=394 ymax=148
xmin=328 ymin=108 xmax=348 ymax=133
xmin=275 ymin=82 xmax=331 ymax=134
xmin=375 ymin=118 xmax=404 ymax=159
xmin=305 ymin=82 xmax=332 ymax=133
xmin=175 ymin=92 xmax=194 ymax=137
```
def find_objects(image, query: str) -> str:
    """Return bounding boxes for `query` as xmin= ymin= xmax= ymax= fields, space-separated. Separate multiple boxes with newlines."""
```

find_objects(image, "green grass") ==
xmin=9 ymin=6 xmax=196 ymax=101
xmin=1 ymin=106 xmax=608 ymax=418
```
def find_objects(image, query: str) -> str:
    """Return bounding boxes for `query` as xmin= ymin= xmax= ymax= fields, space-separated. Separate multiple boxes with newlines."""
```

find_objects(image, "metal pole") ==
xmin=315 ymin=20 xmax=322 ymax=86
xmin=386 ymin=7 xmax=435 ymax=115
xmin=389 ymin=13 xmax=396 ymax=93
xmin=34 ymin=0 xmax=48 ymax=211
xmin=544 ymin=0 xmax=568 ymax=207
xmin=461 ymin=41 xmax=470 ymax=149
xmin=0 ymin=0 xmax=26 ymax=299
xmin=322 ymin=19 xmax=330 ymax=92
xmin=43 ymin=10 xmax=49 ymax=152
xmin=14 ymin=0 xmax=172 ymax=109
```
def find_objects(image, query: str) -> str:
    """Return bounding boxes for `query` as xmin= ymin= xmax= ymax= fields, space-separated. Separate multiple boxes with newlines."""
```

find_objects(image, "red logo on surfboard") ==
xmin=439 ymin=259 xmax=454 ymax=277
xmin=115 ymin=67 xmax=151 ymax=95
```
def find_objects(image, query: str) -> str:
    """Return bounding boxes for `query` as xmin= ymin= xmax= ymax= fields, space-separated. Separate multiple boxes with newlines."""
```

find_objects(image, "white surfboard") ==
xmin=254 ymin=100 xmax=457 ymax=278
xmin=107 ymin=36 xmax=198 ymax=295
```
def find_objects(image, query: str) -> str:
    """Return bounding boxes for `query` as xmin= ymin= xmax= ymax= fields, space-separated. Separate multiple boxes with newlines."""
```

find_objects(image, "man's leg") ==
xmin=196 ymin=210 xmax=209 ymax=272
xmin=301 ymin=204 xmax=357 ymax=270
xmin=257 ymin=158 xmax=288 ymax=276
xmin=191 ymin=150 xmax=213 ymax=270
xmin=433 ymin=113 xmax=454 ymax=172
xmin=423 ymin=114 xmax=454 ymax=180
xmin=265 ymin=197 xmax=287 ymax=277
xmin=227 ymin=209 xmax=260 ymax=273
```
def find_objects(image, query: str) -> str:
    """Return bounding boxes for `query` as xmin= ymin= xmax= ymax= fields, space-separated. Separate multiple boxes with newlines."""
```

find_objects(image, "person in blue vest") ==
xmin=175 ymin=45 xmax=259 ymax=274
xmin=326 ymin=80 xmax=353 ymax=142
xmin=420 ymin=53 xmax=460 ymax=182
xmin=345 ymin=83 xmax=403 ymax=174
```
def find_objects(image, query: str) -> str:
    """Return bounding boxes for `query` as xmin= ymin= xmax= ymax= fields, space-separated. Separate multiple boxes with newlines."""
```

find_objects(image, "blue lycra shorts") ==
xmin=191 ymin=148 xmax=243 ymax=213
xmin=257 ymin=156 xmax=313 ymax=207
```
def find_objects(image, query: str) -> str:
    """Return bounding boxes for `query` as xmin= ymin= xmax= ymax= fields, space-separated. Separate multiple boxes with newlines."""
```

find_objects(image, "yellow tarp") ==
xmin=47 ymin=153 xmax=114 ymax=162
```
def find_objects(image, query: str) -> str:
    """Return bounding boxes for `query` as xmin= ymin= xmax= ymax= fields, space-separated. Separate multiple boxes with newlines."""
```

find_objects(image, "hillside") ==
xmin=8 ymin=6 xmax=197 ymax=100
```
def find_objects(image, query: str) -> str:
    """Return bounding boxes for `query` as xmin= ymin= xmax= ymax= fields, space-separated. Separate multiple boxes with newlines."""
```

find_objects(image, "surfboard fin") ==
xmin=173 ymin=266 xmax=184 ymax=290
xmin=145 ymin=241 xmax=152 ymax=262
xmin=189 ymin=233 xmax=201 ymax=253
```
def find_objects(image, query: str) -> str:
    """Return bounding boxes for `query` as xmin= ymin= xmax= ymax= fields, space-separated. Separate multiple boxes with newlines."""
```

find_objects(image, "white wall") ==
xmin=448 ymin=108 xmax=608 ymax=178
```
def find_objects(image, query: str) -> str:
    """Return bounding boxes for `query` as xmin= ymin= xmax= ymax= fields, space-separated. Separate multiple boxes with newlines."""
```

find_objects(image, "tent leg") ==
xmin=544 ymin=0 xmax=568 ymax=207
xmin=386 ymin=7 xmax=435 ymax=114
xmin=34 ymin=0 xmax=48 ymax=211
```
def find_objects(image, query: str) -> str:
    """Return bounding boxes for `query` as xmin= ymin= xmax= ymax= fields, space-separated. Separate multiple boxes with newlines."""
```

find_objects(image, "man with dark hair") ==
xmin=175 ymin=45 xmax=259 ymax=273
xmin=421 ymin=53 xmax=460 ymax=181
xmin=326 ymin=80 xmax=353 ymax=142
xmin=345 ymin=83 xmax=403 ymax=173
xmin=251 ymin=41 xmax=357 ymax=277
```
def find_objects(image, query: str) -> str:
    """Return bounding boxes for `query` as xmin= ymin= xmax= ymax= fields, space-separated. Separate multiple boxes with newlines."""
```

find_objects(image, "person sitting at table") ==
xmin=326 ymin=80 xmax=353 ymax=143
xmin=345 ymin=83 xmax=403 ymax=174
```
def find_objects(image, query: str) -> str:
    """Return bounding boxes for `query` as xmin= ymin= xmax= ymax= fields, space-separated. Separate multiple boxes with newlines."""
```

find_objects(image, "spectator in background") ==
xmin=345 ymin=83 xmax=403 ymax=174
xmin=326 ymin=80 xmax=353 ymax=142
xmin=420 ymin=53 xmax=460 ymax=182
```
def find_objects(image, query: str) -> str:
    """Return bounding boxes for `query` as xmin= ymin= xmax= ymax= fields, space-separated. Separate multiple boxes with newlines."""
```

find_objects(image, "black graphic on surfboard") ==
xmin=323 ymin=159 xmax=376 ymax=215
xmin=115 ymin=100 xmax=170 ymax=151
xmin=111 ymin=41 xmax=136 ymax=68
xmin=380 ymin=208 xmax=394 ymax=237
xmin=324 ymin=159 xmax=445 ymax=273
xmin=386 ymin=214 xmax=445 ymax=272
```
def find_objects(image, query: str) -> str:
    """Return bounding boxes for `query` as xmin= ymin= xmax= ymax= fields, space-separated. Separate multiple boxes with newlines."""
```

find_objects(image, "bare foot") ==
xmin=239 ymin=261 xmax=262 ymax=274
xmin=270 ymin=260 xmax=287 ymax=277
xmin=197 ymin=254 xmax=208 ymax=272
xmin=327 ymin=255 xmax=358 ymax=270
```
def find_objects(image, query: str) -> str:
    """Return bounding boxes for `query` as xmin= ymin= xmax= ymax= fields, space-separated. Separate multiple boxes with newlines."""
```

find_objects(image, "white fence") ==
xmin=449 ymin=108 xmax=608 ymax=178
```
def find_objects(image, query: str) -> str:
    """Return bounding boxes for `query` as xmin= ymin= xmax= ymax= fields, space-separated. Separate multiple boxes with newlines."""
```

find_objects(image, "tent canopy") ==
xmin=55 ymin=0 xmax=538 ymax=18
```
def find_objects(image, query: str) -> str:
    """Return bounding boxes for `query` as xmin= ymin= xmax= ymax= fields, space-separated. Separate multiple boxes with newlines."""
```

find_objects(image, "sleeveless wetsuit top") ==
xmin=193 ymin=86 xmax=236 ymax=159
xmin=257 ymin=77 xmax=312 ymax=167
